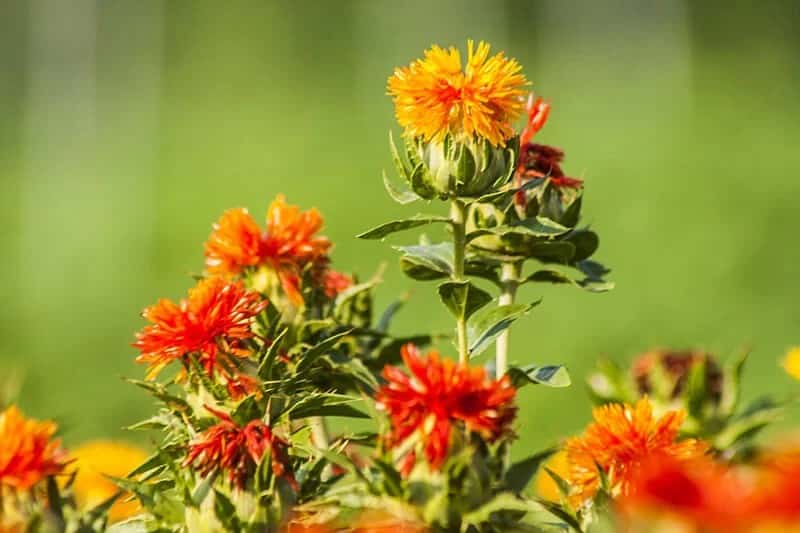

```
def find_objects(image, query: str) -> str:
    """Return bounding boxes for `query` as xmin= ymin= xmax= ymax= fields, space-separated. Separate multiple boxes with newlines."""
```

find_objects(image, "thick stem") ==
xmin=310 ymin=416 xmax=330 ymax=449
xmin=495 ymin=261 xmax=521 ymax=377
xmin=450 ymin=199 xmax=469 ymax=364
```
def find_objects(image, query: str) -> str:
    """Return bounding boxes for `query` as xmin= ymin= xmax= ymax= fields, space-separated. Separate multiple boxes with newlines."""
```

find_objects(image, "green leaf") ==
xmin=560 ymin=195 xmax=583 ymax=228
xmin=376 ymin=293 xmax=409 ymax=333
xmin=396 ymin=242 xmax=454 ymax=280
xmin=437 ymin=280 xmax=492 ymax=321
xmin=358 ymin=215 xmax=450 ymax=240
xmin=191 ymin=469 xmax=218 ymax=506
xmin=213 ymin=489 xmax=240 ymax=529
xmin=508 ymin=365 xmax=571 ymax=388
xmin=544 ymin=468 xmax=573 ymax=500
xmin=258 ymin=327 xmax=288 ymax=381
xmin=382 ymin=170 xmax=420 ymax=205
xmin=388 ymin=130 xmax=411 ymax=178
xmin=720 ymin=351 xmax=749 ymax=417
xmin=460 ymin=493 xmax=543 ymax=528
xmin=529 ymin=241 xmax=576 ymax=263
xmin=576 ymin=259 xmax=610 ymax=281
xmin=288 ymin=394 xmax=369 ymax=420
xmin=295 ymin=330 xmax=352 ymax=373
xmin=231 ymin=395 xmax=262 ymax=426
xmin=564 ymin=229 xmax=599 ymax=262
xmin=467 ymin=302 xmax=539 ymax=357
xmin=505 ymin=449 xmax=556 ymax=494
xmin=686 ymin=360 xmax=708 ymax=419
xmin=523 ymin=269 xmax=614 ymax=293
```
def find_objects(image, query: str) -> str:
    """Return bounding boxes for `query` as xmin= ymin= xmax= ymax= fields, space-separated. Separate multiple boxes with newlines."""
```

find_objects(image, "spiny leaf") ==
xmin=382 ymin=169 xmax=420 ymax=205
xmin=295 ymin=330 xmax=352 ymax=373
xmin=505 ymin=448 xmax=556 ymax=494
xmin=258 ymin=327 xmax=288 ymax=381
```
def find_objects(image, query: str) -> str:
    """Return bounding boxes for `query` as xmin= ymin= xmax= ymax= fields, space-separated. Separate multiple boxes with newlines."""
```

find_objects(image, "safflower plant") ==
xmin=2 ymin=40 xmax=799 ymax=533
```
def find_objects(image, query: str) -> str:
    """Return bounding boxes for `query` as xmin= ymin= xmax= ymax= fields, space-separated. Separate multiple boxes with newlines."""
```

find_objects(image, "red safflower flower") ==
xmin=0 ymin=405 xmax=68 ymax=491
xmin=185 ymin=406 xmax=295 ymax=490
xmin=376 ymin=344 xmax=516 ymax=473
xmin=133 ymin=277 xmax=267 ymax=378
xmin=204 ymin=195 xmax=331 ymax=305
xmin=519 ymin=94 xmax=551 ymax=147
xmin=320 ymin=269 xmax=353 ymax=299
xmin=565 ymin=397 xmax=709 ymax=505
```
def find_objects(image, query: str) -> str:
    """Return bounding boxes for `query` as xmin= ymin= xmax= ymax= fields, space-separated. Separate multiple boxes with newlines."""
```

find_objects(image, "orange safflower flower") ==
xmin=133 ymin=277 xmax=267 ymax=378
xmin=376 ymin=344 xmax=516 ymax=473
xmin=617 ymin=454 xmax=751 ymax=533
xmin=205 ymin=195 xmax=331 ymax=305
xmin=387 ymin=40 xmax=528 ymax=147
xmin=565 ymin=398 xmax=708 ymax=505
xmin=185 ymin=406 xmax=295 ymax=490
xmin=0 ymin=406 xmax=67 ymax=491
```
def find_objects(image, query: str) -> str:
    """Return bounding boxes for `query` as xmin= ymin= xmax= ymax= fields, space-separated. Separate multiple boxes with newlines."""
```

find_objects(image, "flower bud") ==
xmin=406 ymin=135 xmax=517 ymax=199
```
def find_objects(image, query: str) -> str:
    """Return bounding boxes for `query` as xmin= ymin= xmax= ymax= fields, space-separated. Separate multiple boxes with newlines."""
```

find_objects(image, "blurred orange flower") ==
xmin=185 ymin=406 xmax=295 ymax=490
xmin=133 ymin=277 xmax=267 ymax=378
xmin=69 ymin=441 xmax=149 ymax=523
xmin=565 ymin=397 xmax=708 ymax=505
xmin=376 ymin=344 xmax=516 ymax=473
xmin=205 ymin=195 xmax=331 ymax=305
xmin=0 ymin=405 xmax=67 ymax=491
xmin=387 ymin=40 xmax=528 ymax=147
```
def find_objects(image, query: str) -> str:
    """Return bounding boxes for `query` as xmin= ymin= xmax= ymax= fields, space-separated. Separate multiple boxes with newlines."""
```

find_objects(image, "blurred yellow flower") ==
xmin=782 ymin=347 xmax=800 ymax=381
xmin=534 ymin=450 xmax=570 ymax=503
xmin=69 ymin=440 xmax=149 ymax=523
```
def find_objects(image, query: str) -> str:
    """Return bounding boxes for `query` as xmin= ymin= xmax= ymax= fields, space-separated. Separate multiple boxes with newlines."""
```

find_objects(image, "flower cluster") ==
xmin=13 ymin=38 xmax=800 ymax=533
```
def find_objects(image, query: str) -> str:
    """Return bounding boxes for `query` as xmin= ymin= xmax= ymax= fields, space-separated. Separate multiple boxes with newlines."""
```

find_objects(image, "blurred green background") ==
xmin=1 ymin=0 xmax=799 ymax=455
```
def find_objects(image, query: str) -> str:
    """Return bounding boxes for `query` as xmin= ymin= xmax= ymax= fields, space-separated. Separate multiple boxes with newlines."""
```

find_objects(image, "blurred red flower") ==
xmin=320 ymin=269 xmax=353 ymax=299
xmin=133 ymin=277 xmax=266 ymax=378
xmin=617 ymin=454 xmax=750 ymax=532
xmin=376 ymin=344 xmax=516 ymax=473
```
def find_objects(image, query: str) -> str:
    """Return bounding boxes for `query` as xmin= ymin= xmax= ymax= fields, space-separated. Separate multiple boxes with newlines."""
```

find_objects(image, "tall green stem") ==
xmin=450 ymin=199 xmax=469 ymax=364
xmin=495 ymin=261 xmax=521 ymax=377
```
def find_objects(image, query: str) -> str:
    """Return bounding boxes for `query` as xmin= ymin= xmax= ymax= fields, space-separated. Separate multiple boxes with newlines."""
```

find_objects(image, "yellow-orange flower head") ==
xmin=565 ymin=398 xmax=708 ymax=505
xmin=387 ymin=40 xmax=529 ymax=147
xmin=0 ymin=405 xmax=67 ymax=491
xmin=782 ymin=346 xmax=800 ymax=381
xmin=69 ymin=440 xmax=149 ymax=523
